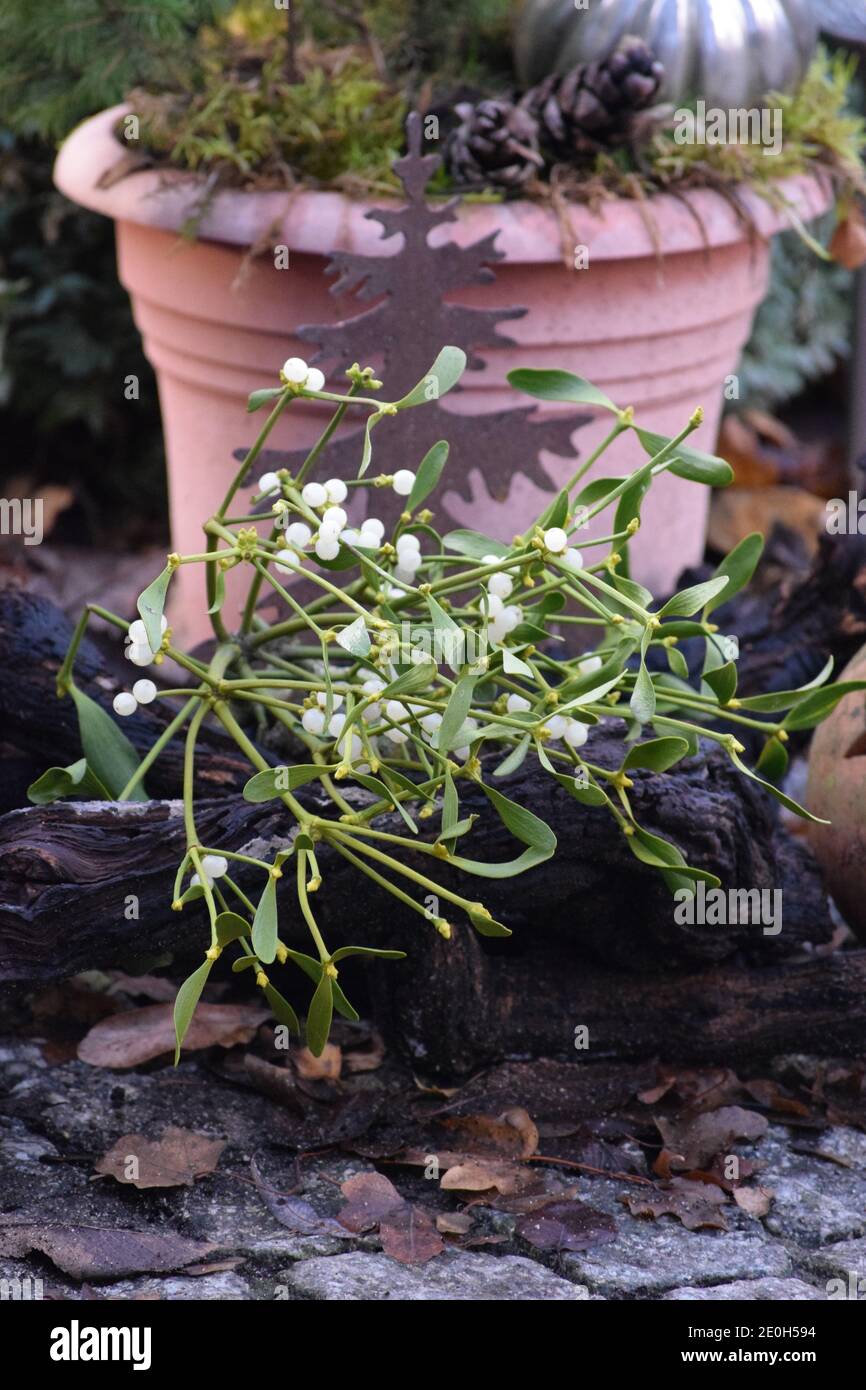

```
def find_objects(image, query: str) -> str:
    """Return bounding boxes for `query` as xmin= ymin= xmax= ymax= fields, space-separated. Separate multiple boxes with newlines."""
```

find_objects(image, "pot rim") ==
xmin=55 ymin=104 xmax=834 ymax=264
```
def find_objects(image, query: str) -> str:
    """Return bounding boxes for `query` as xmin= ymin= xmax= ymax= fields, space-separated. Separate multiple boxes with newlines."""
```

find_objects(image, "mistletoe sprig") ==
xmin=32 ymin=348 xmax=863 ymax=1056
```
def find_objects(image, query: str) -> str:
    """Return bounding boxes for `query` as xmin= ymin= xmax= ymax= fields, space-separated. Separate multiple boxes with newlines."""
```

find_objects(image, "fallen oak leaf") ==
xmin=93 ymin=1127 xmax=225 ymax=1189
xmin=78 ymin=1002 xmax=270 ymax=1068
xmin=516 ymin=1201 xmax=617 ymax=1254
xmin=621 ymin=1178 xmax=729 ymax=1232
xmin=0 ymin=1223 xmax=215 ymax=1281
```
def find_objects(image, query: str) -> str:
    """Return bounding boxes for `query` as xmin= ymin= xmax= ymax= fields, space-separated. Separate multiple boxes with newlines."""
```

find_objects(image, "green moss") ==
xmin=133 ymin=39 xmax=407 ymax=192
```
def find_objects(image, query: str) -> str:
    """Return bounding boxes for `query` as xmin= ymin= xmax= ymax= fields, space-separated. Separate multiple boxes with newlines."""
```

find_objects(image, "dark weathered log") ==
xmin=0 ymin=722 xmax=832 ymax=989
xmin=0 ymin=790 xmax=857 ymax=1076
xmin=367 ymin=937 xmax=866 ymax=1075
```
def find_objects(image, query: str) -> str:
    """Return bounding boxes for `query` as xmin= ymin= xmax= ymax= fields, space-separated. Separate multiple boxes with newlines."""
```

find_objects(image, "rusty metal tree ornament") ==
xmin=252 ymin=112 xmax=588 ymax=528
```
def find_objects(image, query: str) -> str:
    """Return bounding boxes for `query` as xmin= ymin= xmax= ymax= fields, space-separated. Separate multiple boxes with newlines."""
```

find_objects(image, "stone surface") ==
xmin=0 ymin=1031 xmax=863 ymax=1303
xmin=97 ymin=1272 xmax=253 ymax=1301
xmin=564 ymin=1228 xmax=790 ymax=1298
xmin=803 ymin=1239 xmax=866 ymax=1294
xmin=665 ymin=1278 xmax=826 ymax=1301
xmin=284 ymin=1251 xmax=592 ymax=1301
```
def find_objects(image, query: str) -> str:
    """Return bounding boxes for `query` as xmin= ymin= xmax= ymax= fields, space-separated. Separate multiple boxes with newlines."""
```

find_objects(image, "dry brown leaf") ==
xmin=499 ymin=1107 xmax=539 ymax=1158
xmin=441 ymin=1107 xmax=538 ymax=1160
xmin=436 ymin=1212 xmax=474 ymax=1235
xmin=733 ymin=1185 xmax=773 ymax=1219
xmin=0 ymin=1224 xmax=215 ymax=1281
xmin=80 ymin=1006 xmax=272 ymax=1067
xmin=293 ymin=1043 xmax=342 ymax=1081
xmin=622 ymin=1178 xmax=729 ymax=1233
xmin=742 ymin=1079 xmax=810 ymax=1118
xmin=337 ymin=1172 xmax=406 ymax=1233
xmin=379 ymin=1205 xmax=444 ymax=1265
xmin=655 ymin=1106 xmax=768 ymax=1171
xmin=516 ymin=1201 xmax=617 ymax=1253
xmin=639 ymin=1068 xmax=743 ymax=1110
xmin=830 ymin=206 xmax=866 ymax=270
xmin=93 ymin=1127 xmax=226 ymax=1189
xmin=78 ymin=1002 xmax=270 ymax=1068
xmin=440 ymin=1159 xmax=534 ymax=1196
xmin=243 ymin=1054 xmax=303 ymax=1110
xmin=336 ymin=1172 xmax=443 ymax=1265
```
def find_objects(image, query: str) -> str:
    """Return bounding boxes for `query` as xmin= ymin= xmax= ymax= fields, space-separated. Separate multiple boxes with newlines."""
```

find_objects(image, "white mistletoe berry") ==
xmin=324 ymin=478 xmax=348 ymax=504
xmin=392 ymin=469 xmax=415 ymax=496
xmin=275 ymin=549 xmax=302 ymax=573
xmin=301 ymin=482 xmax=327 ymax=509
xmin=502 ymin=605 xmax=523 ymax=633
xmin=320 ymin=506 xmax=348 ymax=535
xmin=126 ymin=643 xmax=155 ymax=667
xmin=132 ymin=679 xmax=157 ymax=705
xmin=543 ymin=527 xmax=568 ymax=554
xmin=578 ymin=655 xmax=603 ymax=676
xmin=113 ymin=692 xmax=138 ymax=717
xmin=316 ymin=692 xmax=344 ymax=710
xmin=305 ymin=367 xmax=326 ymax=393
xmin=564 ymin=719 xmax=589 ymax=749
xmin=315 ymin=534 xmax=340 ymax=562
xmin=489 ymin=572 xmax=513 ymax=599
xmin=562 ymin=547 xmax=584 ymax=572
xmin=282 ymin=356 xmax=309 ymax=384
xmin=284 ymin=522 xmax=311 ymax=549
xmin=302 ymin=708 xmax=326 ymax=735
xmin=486 ymin=592 xmax=505 ymax=618
xmin=258 ymin=471 xmax=281 ymax=496
xmin=545 ymin=714 xmax=567 ymax=741
xmin=506 ymin=694 xmax=531 ymax=714
xmin=328 ymin=712 xmax=347 ymax=739
xmin=201 ymin=854 xmax=228 ymax=879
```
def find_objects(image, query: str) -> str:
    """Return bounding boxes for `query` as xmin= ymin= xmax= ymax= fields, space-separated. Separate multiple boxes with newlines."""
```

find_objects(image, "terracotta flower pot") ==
xmin=806 ymin=645 xmax=866 ymax=942
xmin=54 ymin=107 xmax=831 ymax=641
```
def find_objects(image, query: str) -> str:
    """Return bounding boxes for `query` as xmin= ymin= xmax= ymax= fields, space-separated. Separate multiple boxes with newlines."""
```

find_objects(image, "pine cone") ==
xmin=445 ymin=98 xmax=544 ymax=191
xmin=523 ymin=36 xmax=665 ymax=163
